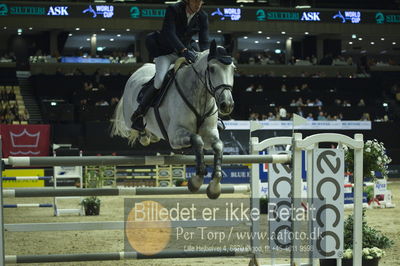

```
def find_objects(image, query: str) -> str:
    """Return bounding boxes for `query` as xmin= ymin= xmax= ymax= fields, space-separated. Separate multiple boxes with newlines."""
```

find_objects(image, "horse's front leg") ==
xmin=207 ymin=137 xmax=223 ymax=199
xmin=170 ymin=128 xmax=207 ymax=192
xmin=187 ymin=134 xmax=207 ymax=192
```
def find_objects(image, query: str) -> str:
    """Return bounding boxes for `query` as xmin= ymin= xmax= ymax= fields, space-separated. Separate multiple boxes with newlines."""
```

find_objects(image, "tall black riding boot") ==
xmin=130 ymin=84 xmax=158 ymax=131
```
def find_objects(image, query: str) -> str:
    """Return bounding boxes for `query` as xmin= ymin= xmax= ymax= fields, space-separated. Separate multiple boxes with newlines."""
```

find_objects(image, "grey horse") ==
xmin=111 ymin=41 xmax=235 ymax=199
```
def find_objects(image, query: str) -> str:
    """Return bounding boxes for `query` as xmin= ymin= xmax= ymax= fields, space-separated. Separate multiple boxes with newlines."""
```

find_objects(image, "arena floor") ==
xmin=4 ymin=181 xmax=400 ymax=266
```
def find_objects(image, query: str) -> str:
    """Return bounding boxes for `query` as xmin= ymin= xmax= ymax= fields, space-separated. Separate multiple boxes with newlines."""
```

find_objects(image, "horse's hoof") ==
xmin=139 ymin=133 xmax=151 ymax=146
xmin=206 ymin=180 xmax=221 ymax=200
xmin=187 ymin=175 xmax=204 ymax=193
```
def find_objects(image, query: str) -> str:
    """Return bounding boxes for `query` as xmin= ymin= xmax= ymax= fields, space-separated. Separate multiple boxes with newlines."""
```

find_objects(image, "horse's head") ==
xmin=205 ymin=40 xmax=235 ymax=116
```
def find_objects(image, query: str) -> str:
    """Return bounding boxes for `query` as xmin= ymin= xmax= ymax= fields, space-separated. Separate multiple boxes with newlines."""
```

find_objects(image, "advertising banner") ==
xmin=0 ymin=124 xmax=51 ymax=157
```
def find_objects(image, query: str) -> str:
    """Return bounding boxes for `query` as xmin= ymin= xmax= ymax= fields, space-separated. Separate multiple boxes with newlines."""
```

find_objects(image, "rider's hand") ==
xmin=182 ymin=49 xmax=197 ymax=64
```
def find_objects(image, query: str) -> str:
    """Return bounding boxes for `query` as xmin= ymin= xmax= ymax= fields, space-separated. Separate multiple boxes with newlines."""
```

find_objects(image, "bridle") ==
xmin=191 ymin=63 xmax=233 ymax=105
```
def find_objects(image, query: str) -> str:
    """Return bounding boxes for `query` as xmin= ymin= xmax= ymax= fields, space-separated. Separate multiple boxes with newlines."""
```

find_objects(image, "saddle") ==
xmin=137 ymin=57 xmax=187 ymax=107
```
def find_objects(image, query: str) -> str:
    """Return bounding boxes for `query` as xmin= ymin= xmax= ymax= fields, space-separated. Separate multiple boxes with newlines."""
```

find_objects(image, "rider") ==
xmin=131 ymin=0 xmax=209 ymax=131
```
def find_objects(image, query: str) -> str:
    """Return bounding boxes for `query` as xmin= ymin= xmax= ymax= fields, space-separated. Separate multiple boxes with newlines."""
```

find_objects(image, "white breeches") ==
xmin=154 ymin=53 xmax=179 ymax=89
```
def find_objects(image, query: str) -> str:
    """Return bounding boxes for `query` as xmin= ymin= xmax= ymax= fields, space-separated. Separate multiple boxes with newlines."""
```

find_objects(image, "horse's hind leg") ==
xmin=187 ymin=134 xmax=207 ymax=192
xmin=207 ymin=138 xmax=223 ymax=199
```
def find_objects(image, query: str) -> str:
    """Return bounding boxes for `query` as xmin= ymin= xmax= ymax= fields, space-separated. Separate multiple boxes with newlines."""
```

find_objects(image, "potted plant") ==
xmin=341 ymin=247 xmax=386 ymax=266
xmin=81 ymin=196 xmax=101 ymax=216
xmin=320 ymin=210 xmax=393 ymax=266
xmin=344 ymin=139 xmax=392 ymax=180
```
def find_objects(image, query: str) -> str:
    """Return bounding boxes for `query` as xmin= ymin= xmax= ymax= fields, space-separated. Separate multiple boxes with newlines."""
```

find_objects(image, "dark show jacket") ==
xmin=147 ymin=1 xmax=209 ymax=58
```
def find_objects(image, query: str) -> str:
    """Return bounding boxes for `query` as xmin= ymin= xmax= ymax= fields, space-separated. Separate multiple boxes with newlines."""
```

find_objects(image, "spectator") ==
xmin=255 ymin=85 xmax=263 ymax=93
xmin=315 ymin=98 xmax=323 ymax=106
xmin=296 ymin=107 xmax=304 ymax=117
xmin=245 ymin=84 xmax=255 ymax=92
xmin=267 ymin=112 xmax=276 ymax=120
xmin=110 ymin=97 xmax=120 ymax=106
xmin=317 ymin=112 xmax=327 ymax=120
xmin=96 ymin=100 xmax=109 ymax=106
xmin=306 ymin=113 xmax=314 ymax=121
xmin=361 ymin=112 xmax=371 ymax=121
xmin=357 ymin=99 xmax=366 ymax=107
xmin=295 ymin=98 xmax=304 ymax=106
xmin=279 ymin=107 xmax=288 ymax=120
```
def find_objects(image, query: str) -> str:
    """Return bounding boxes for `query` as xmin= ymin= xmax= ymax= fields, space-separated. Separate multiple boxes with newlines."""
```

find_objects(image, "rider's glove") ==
xmin=182 ymin=49 xmax=197 ymax=64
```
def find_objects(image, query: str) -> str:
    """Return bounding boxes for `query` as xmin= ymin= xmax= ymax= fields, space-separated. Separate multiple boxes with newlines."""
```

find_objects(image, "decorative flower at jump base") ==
xmin=344 ymin=139 xmax=392 ymax=179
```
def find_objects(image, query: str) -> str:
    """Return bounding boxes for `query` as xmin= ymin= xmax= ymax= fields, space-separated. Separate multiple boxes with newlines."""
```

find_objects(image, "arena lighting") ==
xmin=305 ymin=31 xmax=309 ymax=35
xmin=29 ymin=27 xmax=33 ymax=30
xmin=370 ymin=42 xmax=375 ymax=45
xmin=75 ymin=27 xmax=80 ymax=31
xmin=266 ymin=36 xmax=270 ymax=39
xmin=126 ymin=28 xmax=130 ymax=31
xmin=349 ymin=41 xmax=353 ymax=45
xmin=380 ymin=38 xmax=385 ymax=41
xmin=383 ymin=103 xmax=388 ymax=107
xmin=51 ymin=102 xmax=57 ymax=106
xmin=254 ymin=40 xmax=259 ymax=43
xmin=258 ymin=31 xmax=262 ymax=34
xmin=393 ymin=42 xmax=397 ymax=45
xmin=276 ymin=41 xmax=280 ymax=44
xmin=86 ymin=38 xmax=90 ymax=41
xmin=244 ymin=36 xmax=248 ymax=39
xmin=295 ymin=0 xmax=311 ymax=8
xmin=117 ymin=34 xmax=121 ymax=37
xmin=358 ymin=37 xmax=362 ymax=40
xmin=281 ymin=31 xmax=286 ymax=34
xmin=101 ymin=28 xmax=105 ymax=31
xmin=17 ymin=29 xmax=22 ymax=33
xmin=352 ymin=34 xmax=357 ymax=39
xmin=68 ymin=33 xmax=72 ymax=36
xmin=217 ymin=30 xmax=222 ymax=33
xmin=110 ymin=38 xmax=114 ymax=41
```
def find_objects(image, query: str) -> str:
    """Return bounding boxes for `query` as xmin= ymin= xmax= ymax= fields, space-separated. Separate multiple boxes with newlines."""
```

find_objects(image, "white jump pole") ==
xmin=4 ymin=154 xmax=290 ymax=167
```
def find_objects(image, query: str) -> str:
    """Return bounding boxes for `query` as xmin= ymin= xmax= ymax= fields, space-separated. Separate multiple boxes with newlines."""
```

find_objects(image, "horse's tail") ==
xmin=110 ymin=97 xmax=139 ymax=146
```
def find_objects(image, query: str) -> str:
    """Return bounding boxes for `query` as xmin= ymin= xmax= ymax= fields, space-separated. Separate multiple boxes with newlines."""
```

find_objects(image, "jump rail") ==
xmin=3 ymin=204 xmax=53 ymax=208
xmin=5 ymin=220 xmax=248 ymax=232
xmin=1 ymin=177 xmax=52 ymax=181
xmin=4 ymin=184 xmax=250 ymax=198
xmin=3 ymin=154 xmax=291 ymax=167
xmin=5 ymin=250 xmax=250 ymax=264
